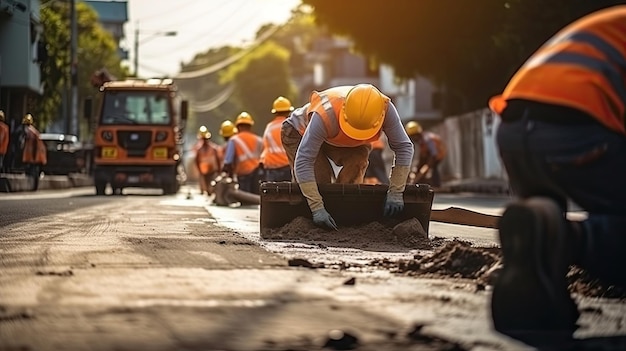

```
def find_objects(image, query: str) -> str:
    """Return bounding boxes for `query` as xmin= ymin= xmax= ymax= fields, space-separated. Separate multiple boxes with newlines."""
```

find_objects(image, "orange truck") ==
xmin=87 ymin=78 xmax=188 ymax=195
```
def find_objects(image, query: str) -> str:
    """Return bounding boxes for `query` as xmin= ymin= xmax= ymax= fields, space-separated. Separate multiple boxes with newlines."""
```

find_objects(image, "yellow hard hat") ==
xmin=405 ymin=121 xmax=423 ymax=136
xmin=197 ymin=125 xmax=210 ymax=139
xmin=0 ymin=110 xmax=4 ymax=122
xmin=271 ymin=96 xmax=294 ymax=114
xmin=235 ymin=111 xmax=254 ymax=126
xmin=340 ymin=84 xmax=386 ymax=141
xmin=219 ymin=120 xmax=238 ymax=138
xmin=22 ymin=114 xmax=34 ymax=125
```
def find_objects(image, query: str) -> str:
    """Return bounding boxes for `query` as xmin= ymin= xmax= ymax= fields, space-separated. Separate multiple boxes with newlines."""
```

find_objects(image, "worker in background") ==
xmin=363 ymin=134 xmax=389 ymax=184
xmin=261 ymin=96 xmax=294 ymax=182
xmin=0 ymin=110 xmax=9 ymax=172
xmin=193 ymin=126 xmax=221 ymax=196
xmin=222 ymin=112 xmax=263 ymax=194
xmin=487 ymin=6 xmax=626 ymax=344
xmin=404 ymin=121 xmax=446 ymax=187
xmin=217 ymin=120 xmax=237 ymax=166
xmin=281 ymin=84 xmax=414 ymax=230
xmin=18 ymin=114 xmax=47 ymax=191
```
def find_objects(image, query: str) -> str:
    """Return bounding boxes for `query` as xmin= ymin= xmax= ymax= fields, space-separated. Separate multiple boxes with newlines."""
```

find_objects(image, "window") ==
xmin=101 ymin=92 xmax=171 ymax=125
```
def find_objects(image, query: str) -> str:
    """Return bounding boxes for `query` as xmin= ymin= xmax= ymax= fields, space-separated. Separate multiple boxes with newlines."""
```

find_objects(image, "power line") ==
xmin=174 ymin=24 xmax=281 ymax=79
xmin=189 ymin=84 xmax=235 ymax=112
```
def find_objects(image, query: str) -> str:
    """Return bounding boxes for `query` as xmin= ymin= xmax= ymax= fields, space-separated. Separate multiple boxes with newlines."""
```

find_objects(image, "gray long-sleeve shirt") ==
xmin=287 ymin=102 xmax=413 ymax=183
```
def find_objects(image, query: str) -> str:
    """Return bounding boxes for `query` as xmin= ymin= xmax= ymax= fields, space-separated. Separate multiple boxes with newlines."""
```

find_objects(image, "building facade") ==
xmin=84 ymin=0 xmax=128 ymax=60
xmin=0 ymin=0 xmax=42 ymax=130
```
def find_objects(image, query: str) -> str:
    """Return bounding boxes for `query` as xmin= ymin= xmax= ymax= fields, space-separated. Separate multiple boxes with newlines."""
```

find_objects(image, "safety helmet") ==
xmin=198 ymin=126 xmax=211 ymax=139
xmin=340 ymin=84 xmax=386 ymax=141
xmin=0 ymin=110 xmax=4 ymax=122
xmin=235 ymin=111 xmax=254 ymax=126
xmin=219 ymin=120 xmax=238 ymax=138
xmin=404 ymin=121 xmax=423 ymax=136
xmin=22 ymin=114 xmax=34 ymax=125
xmin=271 ymin=96 xmax=294 ymax=114
xmin=197 ymin=125 xmax=208 ymax=139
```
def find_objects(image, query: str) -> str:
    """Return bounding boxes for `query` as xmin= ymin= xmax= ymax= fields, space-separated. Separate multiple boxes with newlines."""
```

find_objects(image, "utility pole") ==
xmin=133 ymin=23 xmax=139 ymax=77
xmin=69 ymin=0 xmax=78 ymax=137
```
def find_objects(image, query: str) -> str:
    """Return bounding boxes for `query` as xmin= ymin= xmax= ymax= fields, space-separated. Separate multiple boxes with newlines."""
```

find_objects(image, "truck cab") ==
xmin=91 ymin=78 xmax=188 ymax=195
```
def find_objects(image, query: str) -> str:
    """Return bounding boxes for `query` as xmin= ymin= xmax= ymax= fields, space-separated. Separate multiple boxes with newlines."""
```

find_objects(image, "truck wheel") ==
xmin=95 ymin=181 xmax=106 ymax=195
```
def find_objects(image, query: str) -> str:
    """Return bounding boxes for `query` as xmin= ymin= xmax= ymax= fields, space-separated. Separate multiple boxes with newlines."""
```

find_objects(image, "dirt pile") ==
xmin=268 ymin=217 xmax=626 ymax=299
xmin=263 ymin=216 xmax=432 ymax=251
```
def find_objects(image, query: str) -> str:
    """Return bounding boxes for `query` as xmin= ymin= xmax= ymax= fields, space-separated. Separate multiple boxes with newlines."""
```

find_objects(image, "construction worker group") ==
xmin=192 ymin=84 xmax=446 ymax=229
xmin=0 ymin=111 xmax=47 ymax=190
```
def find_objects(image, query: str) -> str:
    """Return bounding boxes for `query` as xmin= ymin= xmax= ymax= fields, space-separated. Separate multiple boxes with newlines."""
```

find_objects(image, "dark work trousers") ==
xmin=365 ymin=148 xmax=389 ymax=184
xmin=25 ymin=163 xmax=41 ymax=191
xmin=497 ymin=100 xmax=626 ymax=287
xmin=264 ymin=165 xmax=292 ymax=182
xmin=237 ymin=167 xmax=262 ymax=195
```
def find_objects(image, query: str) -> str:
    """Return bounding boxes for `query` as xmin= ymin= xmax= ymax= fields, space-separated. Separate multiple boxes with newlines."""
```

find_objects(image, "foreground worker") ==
xmin=222 ymin=112 xmax=263 ymax=194
xmin=193 ymin=126 xmax=221 ymax=196
xmin=404 ymin=121 xmax=446 ymax=187
xmin=261 ymin=96 xmax=294 ymax=182
xmin=0 ymin=110 xmax=8 ymax=172
xmin=281 ymin=84 xmax=414 ymax=230
xmin=488 ymin=6 xmax=626 ymax=343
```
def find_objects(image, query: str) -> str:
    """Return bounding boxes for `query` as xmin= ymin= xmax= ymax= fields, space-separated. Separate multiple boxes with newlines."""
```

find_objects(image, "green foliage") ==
xmin=219 ymin=41 xmax=298 ymax=134
xmin=303 ymin=0 xmax=626 ymax=114
xmin=39 ymin=2 xmax=125 ymax=136
xmin=177 ymin=12 xmax=318 ymax=141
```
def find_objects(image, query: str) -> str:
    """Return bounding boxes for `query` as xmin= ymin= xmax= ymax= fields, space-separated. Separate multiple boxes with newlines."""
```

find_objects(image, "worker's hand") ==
xmin=384 ymin=191 xmax=404 ymax=217
xmin=312 ymin=208 xmax=338 ymax=231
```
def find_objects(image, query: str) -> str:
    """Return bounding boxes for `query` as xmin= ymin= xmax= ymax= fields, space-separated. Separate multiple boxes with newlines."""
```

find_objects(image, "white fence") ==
xmin=429 ymin=108 xmax=508 ymax=184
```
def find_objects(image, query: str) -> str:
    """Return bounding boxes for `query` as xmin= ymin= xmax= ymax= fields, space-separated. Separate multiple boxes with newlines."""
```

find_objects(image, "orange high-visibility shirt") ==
xmin=489 ymin=6 xmax=626 ymax=135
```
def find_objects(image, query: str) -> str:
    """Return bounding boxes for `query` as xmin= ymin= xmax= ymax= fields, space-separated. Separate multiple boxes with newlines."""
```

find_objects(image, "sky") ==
xmin=125 ymin=0 xmax=302 ymax=78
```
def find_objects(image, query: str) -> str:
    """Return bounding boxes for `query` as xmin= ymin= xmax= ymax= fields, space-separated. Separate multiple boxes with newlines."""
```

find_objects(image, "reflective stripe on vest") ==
xmin=231 ymin=132 xmax=261 ymax=175
xmin=261 ymin=119 xmax=289 ymax=168
xmin=526 ymin=32 xmax=626 ymax=105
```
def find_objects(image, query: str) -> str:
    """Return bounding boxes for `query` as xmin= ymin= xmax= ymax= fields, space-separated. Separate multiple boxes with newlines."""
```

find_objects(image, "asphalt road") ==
xmin=0 ymin=186 xmax=623 ymax=351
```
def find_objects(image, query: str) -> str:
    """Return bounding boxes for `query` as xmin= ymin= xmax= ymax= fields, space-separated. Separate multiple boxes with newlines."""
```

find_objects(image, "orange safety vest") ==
xmin=419 ymin=132 xmax=446 ymax=162
xmin=195 ymin=140 xmax=221 ymax=175
xmin=0 ymin=122 xmax=9 ymax=155
xmin=306 ymin=86 xmax=389 ymax=147
xmin=23 ymin=125 xmax=47 ymax=165
xmin=260 ymin=116 xmax=289 ymax=169
xmin=230 ymin=131 xmax=262 ymax=176
xmin=489 ymin=6 xmax=626 ymax=135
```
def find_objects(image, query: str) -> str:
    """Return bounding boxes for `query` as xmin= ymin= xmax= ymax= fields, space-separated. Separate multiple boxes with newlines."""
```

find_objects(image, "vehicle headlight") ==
xmin=101 ymin=130 xmax=114 ymax=142
xmin=155 ymin=131 xmax=168 ymax=142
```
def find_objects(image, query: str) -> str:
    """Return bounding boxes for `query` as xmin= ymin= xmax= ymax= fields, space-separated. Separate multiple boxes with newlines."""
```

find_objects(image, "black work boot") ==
xmin=491 ymin=197 xmax=579 ymax=345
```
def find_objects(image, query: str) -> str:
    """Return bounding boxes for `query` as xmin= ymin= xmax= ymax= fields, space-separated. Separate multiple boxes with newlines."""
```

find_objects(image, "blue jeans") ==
xmin=497 ymin=110 xmax=626 ymax=286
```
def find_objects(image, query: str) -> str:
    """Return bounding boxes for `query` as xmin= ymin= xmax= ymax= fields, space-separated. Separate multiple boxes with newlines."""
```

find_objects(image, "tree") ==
xmin=302 ymin=0 xmax=625 ymax=115
xmin=40 ymin=1 xmax=126 ymax=135
xmin=219 ymin=41 xmax=298 ymax=135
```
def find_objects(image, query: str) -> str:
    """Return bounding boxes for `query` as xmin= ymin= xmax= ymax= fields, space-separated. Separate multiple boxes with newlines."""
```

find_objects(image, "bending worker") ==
xmin=488 ymin=6 xmax=626 ymax=342
xmin=261 ymin=96 xmax=294 ymax=182
xmin=281 ymin=84 xmax=414 ymax=230
xmin=193 ymin=126 xmax=221 ymax=196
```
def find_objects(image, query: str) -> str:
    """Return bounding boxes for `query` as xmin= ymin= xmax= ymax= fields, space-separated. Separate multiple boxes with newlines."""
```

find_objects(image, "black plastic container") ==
xmin=259 ymin=182 xmax=434 ymax=237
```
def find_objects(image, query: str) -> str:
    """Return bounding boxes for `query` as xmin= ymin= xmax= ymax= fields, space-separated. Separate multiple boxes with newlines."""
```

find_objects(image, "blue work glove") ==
xmin=312 ymin=208 xmax=338 ymax=231
xmin=383 ymin=192 xmax=404 ymax=217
